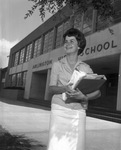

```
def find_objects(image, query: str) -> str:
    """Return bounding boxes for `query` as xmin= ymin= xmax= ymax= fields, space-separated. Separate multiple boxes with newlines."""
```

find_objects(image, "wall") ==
xmin=0 ymin=89 xmax=24 ymax=100
xmin=9 ymin=23 xmax=121 ymax=75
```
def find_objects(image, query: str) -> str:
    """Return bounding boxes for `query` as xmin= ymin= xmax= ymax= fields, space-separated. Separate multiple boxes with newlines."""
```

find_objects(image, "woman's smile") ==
xmin=64 ymin=36 xmax=78 ymax=54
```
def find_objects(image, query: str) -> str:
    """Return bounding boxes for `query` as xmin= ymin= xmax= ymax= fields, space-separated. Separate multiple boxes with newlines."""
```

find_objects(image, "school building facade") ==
xmin=2 ymin=1 xmax=121 ymax=112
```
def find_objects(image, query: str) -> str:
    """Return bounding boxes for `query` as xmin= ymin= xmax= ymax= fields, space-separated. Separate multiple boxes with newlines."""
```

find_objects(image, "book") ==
xmin=76 ymin=77 xmax=106 ymax=94
xmin=62 ymin=70 xmax=106 ymax=101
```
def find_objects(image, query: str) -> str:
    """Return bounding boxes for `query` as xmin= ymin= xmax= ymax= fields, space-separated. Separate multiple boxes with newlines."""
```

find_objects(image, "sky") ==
xmin=0 ymin=0 xmax=52 ymax=68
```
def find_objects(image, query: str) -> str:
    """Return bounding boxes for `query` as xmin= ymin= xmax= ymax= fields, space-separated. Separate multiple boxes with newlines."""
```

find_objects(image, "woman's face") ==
xmin=64 ymin=36 xmax=79 ymax=55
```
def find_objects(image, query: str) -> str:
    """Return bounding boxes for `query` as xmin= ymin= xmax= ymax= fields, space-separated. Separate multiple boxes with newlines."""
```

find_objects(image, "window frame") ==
xmin=19 ymin=47 xmax=25 ymax=64
xmin=25 ymin=43 xmax=33 ymax=62
xmin=55 ymin=19 xmax=70 ymax=49
xmin=33 ymin=37 xmax=42 ymax=58
xmin=14 ymin=51 xmax=19 ymax=66
xmin=43 ymin=29 xmax=54 ymax=53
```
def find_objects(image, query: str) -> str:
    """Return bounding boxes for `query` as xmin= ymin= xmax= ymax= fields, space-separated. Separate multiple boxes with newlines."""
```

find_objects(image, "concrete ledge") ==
xmin=0 ymin=89 xmax=24 ymax=100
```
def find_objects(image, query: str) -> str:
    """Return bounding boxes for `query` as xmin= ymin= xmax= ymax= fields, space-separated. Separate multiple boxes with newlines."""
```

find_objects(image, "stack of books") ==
xmin=62 ymin=69 xmax=106 ymax=101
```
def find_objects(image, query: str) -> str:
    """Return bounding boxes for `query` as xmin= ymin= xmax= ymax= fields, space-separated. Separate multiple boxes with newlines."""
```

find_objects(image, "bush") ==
xmin=0 ymin=132 xmax=32 ymax=150
xmin=0 ymin=127 xmax=45 ymax=150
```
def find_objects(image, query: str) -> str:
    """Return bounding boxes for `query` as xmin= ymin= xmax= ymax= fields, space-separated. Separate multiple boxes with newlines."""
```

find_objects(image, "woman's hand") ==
xmin=66 ymin=88 xmax=88 ymax=101
xmin=64 ymin=84 xmax=76 ymax=93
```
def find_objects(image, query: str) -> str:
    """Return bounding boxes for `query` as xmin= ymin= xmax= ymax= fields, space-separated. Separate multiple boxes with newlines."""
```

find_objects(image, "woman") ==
xmin=47 ymin=28 xmax=101 ymax=150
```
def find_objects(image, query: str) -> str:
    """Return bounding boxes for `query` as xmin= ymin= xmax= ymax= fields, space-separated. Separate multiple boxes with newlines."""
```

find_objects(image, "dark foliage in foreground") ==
xmin=0 ymin=132 xmax=44 ymax=150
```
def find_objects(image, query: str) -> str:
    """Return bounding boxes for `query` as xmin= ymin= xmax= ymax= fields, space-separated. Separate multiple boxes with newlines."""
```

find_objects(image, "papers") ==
xmin=67 ymin=69 xmax=87 ymax=90
xmin=62 ymin=69 xmax=106 ymax=101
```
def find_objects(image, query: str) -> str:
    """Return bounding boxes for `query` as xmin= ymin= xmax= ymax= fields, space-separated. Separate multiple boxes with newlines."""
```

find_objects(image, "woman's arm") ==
xmin=86 ymin=90 xmax=101 ymax=100
xmin=67 ymin=89 xmax=101 ymax=101
xmin=49 ymin=85 xmax=75 ymax=96
xmin=49 ymin=86 xmax=66 ymax=95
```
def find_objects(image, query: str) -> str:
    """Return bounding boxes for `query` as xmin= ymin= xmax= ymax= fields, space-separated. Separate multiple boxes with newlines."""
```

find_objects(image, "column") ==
xmin=116 ymin=54 xmax=121 ymax=111
xmin=0 ymin=69 xmax=2 ymax=90
xmin=44 ymin=68 xmax=51 ymax=100
xmin=92 ymin=9 xmax=97 ymax=33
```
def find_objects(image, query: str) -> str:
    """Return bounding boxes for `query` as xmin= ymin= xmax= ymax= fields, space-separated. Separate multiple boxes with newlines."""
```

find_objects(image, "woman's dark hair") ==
xmin=63 ymin=28 xmax=86 ymax=55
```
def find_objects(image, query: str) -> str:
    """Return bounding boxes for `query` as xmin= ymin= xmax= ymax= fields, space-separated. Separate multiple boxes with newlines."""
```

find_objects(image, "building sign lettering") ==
xmin=33 ymin=60 xmax=52 ymax=69
xmin=80 ymin=40 xmax=117 ymax=56
xmin=33 ymin=40 xmax=117 ymax=69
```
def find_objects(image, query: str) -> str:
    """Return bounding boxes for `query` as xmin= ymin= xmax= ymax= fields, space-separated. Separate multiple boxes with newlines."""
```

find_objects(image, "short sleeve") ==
xmin=77 ymin=63 xmax=93 ymax=74
xmin=84 ymin=64 xmax=93 ymax=74
xmin=49 ymin=62 xmax=59 ymax=86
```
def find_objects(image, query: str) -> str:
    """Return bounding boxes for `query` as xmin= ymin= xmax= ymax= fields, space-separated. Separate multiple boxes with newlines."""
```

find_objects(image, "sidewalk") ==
xmin=0 ymin=97 xmax=121 ymax=150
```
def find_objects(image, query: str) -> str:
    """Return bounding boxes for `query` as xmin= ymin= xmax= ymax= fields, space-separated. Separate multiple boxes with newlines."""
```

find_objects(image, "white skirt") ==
xmin=47 ymin=104 xmax=86 ymax=150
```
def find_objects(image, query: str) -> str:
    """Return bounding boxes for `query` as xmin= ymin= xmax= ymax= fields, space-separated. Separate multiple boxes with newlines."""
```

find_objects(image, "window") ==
xmin=55 ymin=24 xmax=63 ymax=48
xmin=19 ymin=48 xmax=25 ymax=64
xmin=11 ymin=74 xmax=16 ymax=87
xmin=16 ymin=73 xmax=22 ymax=87
xmin=22 ymin=71 xmax=27 ymax=87
xmin=74 ymin=13 xmax=83 ymax=31
xmin=113 ymin=0 xmax=121 ymax=23
xmin=96 ymin=0 xmax=121 ymax=30
xmin=83 ymin=7 xmax=93 ymax=35
xmin=96 ymin=5 xmax=111 ymax=31
xmin=63 ymin=20 xmax=70 ymax=35
xmin=48 ymin=30 xmax=54 ymax=52
xmin=43 ymin=33 xmax=49 ymax=53
xmin=11 ymin=54 xmax=15 ymax=67
xmin=43 ymin=29 xmax=54 ymax=53
xmin=55 ymin=20 xmax=70 ymax=48
xmin=8 ymin=75 xmax=12 ymax=86
xmin=14 ymin=52 xmax=19 ymax=66
xmin=10 ymin=71 xmax=27 ymax=88
xmin=33 ymin=37 xmax=42 ymax=58
xmin=96 ymin=16 xmax=109 ymax=31
xmin=25 ymin=43 xmax=33 ymax=62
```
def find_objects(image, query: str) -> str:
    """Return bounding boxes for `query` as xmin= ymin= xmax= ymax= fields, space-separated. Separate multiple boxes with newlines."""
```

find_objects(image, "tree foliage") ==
xmin=25 ymin=0 xmax=115 ymax=21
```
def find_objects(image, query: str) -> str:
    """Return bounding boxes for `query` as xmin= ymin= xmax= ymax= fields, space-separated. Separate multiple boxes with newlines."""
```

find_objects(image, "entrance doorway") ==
xmin=30 ymin=70 xmax=47 ymax=100
xmin=85 ymin=54 xmax=119 ymax=110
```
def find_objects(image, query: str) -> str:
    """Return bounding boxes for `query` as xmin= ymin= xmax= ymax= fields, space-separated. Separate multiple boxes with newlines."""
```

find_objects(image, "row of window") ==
xmin=9 ymin=71 xmax=27 ymax=88
xmin=11 ymin=0 xmax=121 ymax=67
xmin=13 ymin=43 xmax=33 ymax=67
xmin=12 ymin=19 xmax=71 ymax=67
xmin=12 ymin=9 xmax=93 ymax=67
